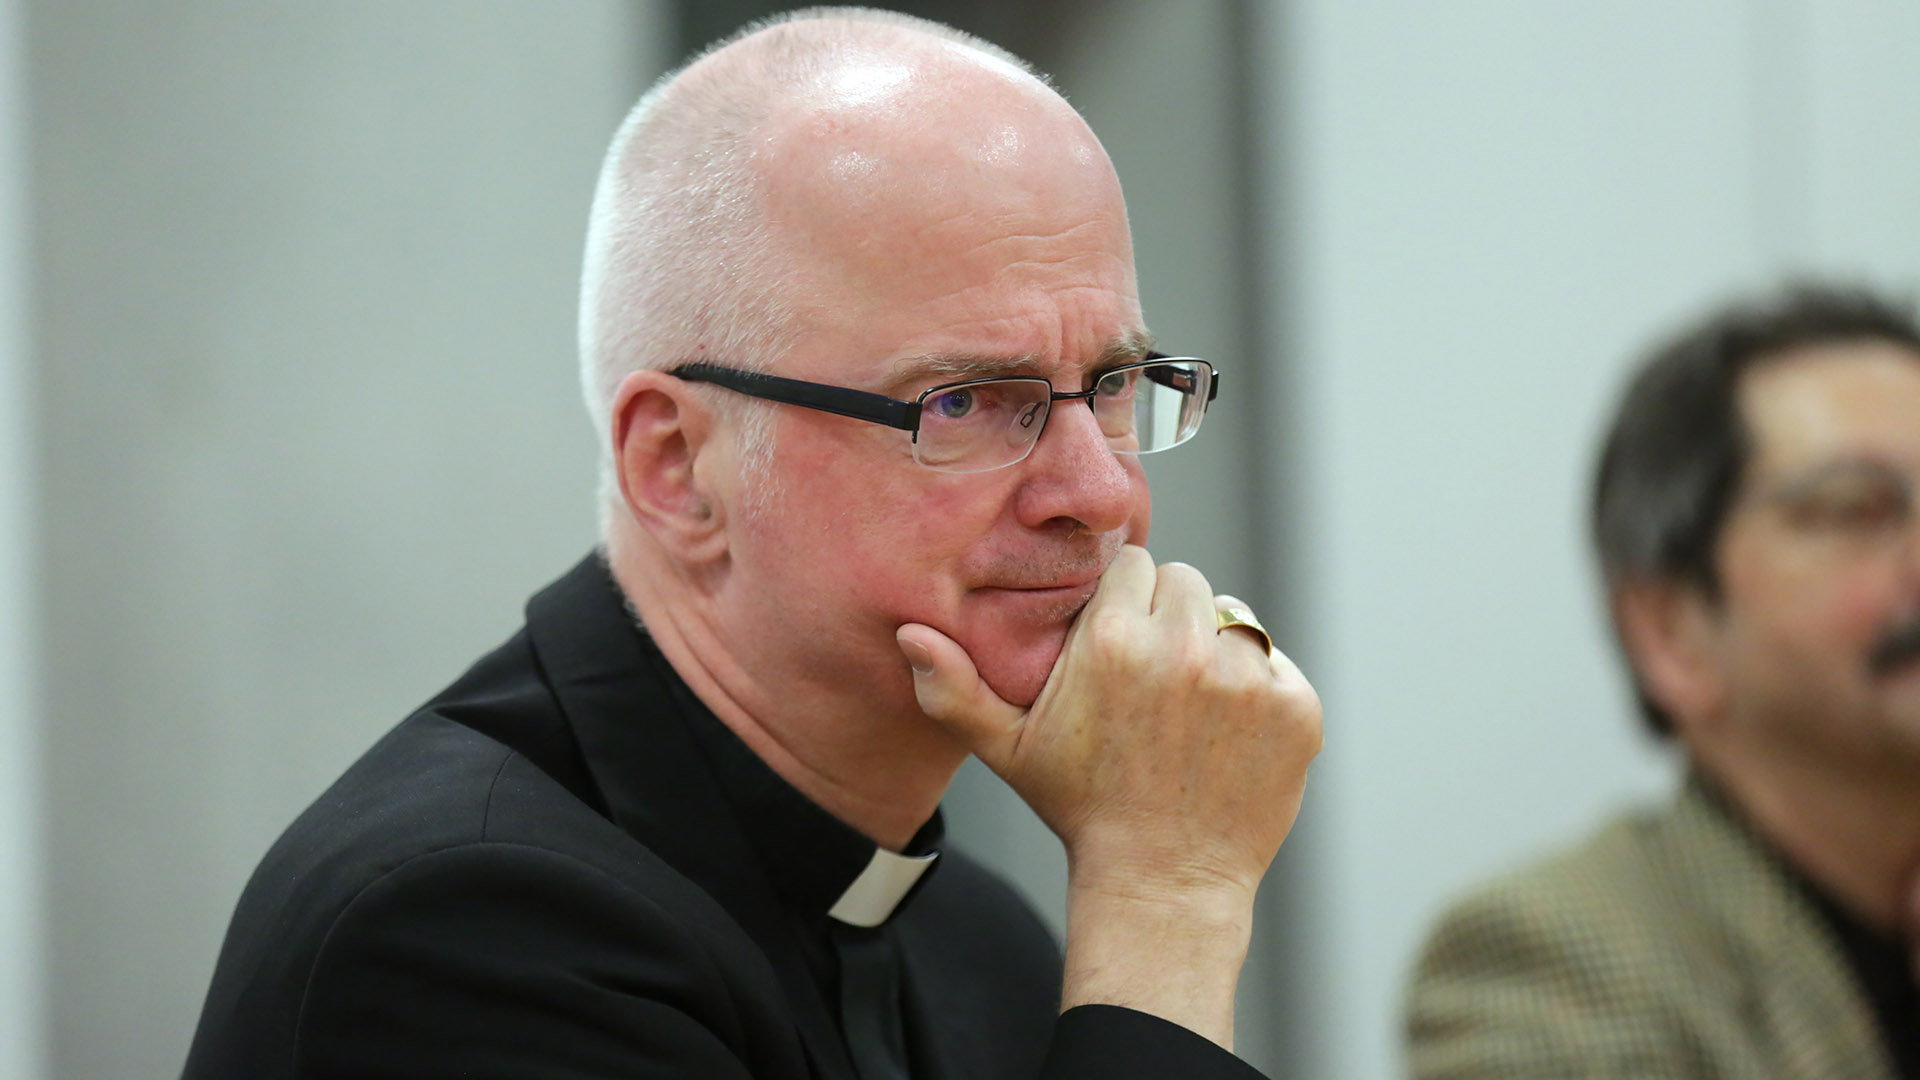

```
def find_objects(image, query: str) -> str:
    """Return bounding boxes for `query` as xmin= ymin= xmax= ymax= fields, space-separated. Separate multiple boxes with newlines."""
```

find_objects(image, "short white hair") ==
xmin=577 ymin=7 xmax=1045 ymax=524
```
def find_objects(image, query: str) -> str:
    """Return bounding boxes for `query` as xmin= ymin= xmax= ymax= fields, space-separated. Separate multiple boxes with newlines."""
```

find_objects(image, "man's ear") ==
xmin=609 ymin=369 xmax=730 ymax=563
xmin=1612 ymin=578 xmax=1728 ymax=734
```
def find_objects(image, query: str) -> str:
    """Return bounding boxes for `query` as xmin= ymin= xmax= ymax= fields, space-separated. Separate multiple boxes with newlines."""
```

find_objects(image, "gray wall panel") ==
xmin=1261 ymin=2 xmax=1920 ymax=1076
xmin=29 ymin=4 xmax=662 ymax=1075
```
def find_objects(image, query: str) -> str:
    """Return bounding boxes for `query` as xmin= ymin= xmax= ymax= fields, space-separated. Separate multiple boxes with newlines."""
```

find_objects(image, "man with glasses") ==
xmin=1407 ymin=285 xmax=1920 ymax=1080
xmin=185 ymin=8 xmax=1320 ymax=1080
xmin=668 ymin=354 xmax=1215 ymax=475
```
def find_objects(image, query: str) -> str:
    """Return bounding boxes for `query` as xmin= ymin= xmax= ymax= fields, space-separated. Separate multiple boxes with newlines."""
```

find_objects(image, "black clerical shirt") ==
xmin=666 ymin=633 xmax=947 ymax=1073
xmin=183 ymin=552 xmax=1270 ymax=1079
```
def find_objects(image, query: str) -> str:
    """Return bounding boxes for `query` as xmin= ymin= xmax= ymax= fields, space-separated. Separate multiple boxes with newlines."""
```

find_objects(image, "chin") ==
xmin=954 ymin=581 xmax=1098 ymax=706
xmin=968 ymin=630 xmax=1070 ymax=709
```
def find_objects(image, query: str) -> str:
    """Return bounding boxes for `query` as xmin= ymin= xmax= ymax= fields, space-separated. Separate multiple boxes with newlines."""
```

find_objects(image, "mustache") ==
xmin=992 ymin=532 xmax=1125 ymax=588
xmin=1867 ymin=614 xmax=1920 ymax=676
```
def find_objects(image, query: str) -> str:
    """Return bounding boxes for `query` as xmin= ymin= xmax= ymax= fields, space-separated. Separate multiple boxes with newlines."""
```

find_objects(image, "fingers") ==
xmin=1247 ymin=632 xmax=1322 ymax=756
xmin=896 ymin=624 xmax=1025 ymax=769
xmin=1212 ymin=594 xmax=1313 ymax=706
xmin=1084 ymin=544 xmax=1157 ymax=616
xmin=1152 ymin=562 xmax=1217 ymax=637
xmin=1212 ymin=593 xmax=1274 ymax=662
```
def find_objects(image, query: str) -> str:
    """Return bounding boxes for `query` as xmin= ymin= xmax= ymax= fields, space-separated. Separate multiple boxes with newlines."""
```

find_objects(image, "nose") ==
xmin=1011 ymin=396 xmax=1139 ymax=534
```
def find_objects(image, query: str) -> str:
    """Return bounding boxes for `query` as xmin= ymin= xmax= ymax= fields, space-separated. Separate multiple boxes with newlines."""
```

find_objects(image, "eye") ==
xmin=1782 ymin=471 xmax=1914 ymax=534
xmin=1095 ymin=369 xmax=1135 ymax=399
xmin=928 ymin=387 xmax=976 ymax=419
xmin=1808 ymin=487 xmax=1907 ymax=529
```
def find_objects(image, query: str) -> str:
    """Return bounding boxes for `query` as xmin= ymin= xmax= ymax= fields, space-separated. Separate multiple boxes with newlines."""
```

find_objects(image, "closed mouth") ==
xmin=972 ymin=577 xmax=1102 ymax=624
xmin=981 ymin=574 xmax=1102 ymax=597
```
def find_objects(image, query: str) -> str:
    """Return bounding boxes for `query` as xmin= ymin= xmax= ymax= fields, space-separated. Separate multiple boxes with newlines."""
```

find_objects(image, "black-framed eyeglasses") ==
xmin=1751 ymin=459 xmax=1919 ymax=542
xmin=669 ymin=353 xmax=1219 ymax=473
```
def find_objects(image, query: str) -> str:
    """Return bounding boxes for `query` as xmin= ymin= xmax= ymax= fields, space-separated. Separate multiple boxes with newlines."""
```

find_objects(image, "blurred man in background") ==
xmin=183 ymin=8 xmax=1319 ymax=1079
xmin=1407 ymin=285 xmax=1920 ymax=1079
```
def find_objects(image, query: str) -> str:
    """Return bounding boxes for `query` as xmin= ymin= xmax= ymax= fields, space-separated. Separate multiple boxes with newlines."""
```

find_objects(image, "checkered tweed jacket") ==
xmin=1405 ymin=777 xmax=1896 ymax=1080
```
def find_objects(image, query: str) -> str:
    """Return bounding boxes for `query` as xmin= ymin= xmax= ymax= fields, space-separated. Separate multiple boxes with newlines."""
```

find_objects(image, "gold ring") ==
xmin=1215 ymin=605 xmax=1272 ymax=655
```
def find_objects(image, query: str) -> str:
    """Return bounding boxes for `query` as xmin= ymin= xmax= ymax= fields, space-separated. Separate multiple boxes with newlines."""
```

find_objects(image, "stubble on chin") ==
xmin=980 ymin=629 xmax=1072 ymax=709
xmin=970 ymin=583 xmax=1101 ymax=706
xmin=959 ymin=530 xmax=1132 ymax=704
xmin=1036 ymin=580 xmax=1103 ymax=625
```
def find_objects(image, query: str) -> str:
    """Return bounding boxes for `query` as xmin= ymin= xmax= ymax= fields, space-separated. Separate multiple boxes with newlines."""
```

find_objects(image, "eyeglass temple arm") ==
xmin=1142 ymin=353 xmax=1220 ymax=403
xmin=670 ymin=363 xmax=920 ymax=431
xmin=674 ymin=356 xmax=1216 ymax=425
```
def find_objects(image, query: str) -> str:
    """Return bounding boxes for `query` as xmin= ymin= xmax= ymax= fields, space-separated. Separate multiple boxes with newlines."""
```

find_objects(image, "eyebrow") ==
xmin=1764 ymin=456 xmax=1912 ymax=498
xmin=884 ymin=328 xmax=1158 ymax=393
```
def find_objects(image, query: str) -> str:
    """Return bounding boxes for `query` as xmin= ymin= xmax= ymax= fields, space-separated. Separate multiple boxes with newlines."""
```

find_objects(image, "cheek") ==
xmin=758 ymin=465 xmax=1011 ymax=614
xmin=1739 ymin=560 xmax=1898 ymax=659
xmin=899 ymin=484 xmax=1026 ymax=598
xmin=1823 ymin=570 xmax=1904 ymax=645
xmin=1125 ymin=459 xmax=1152 ymax=541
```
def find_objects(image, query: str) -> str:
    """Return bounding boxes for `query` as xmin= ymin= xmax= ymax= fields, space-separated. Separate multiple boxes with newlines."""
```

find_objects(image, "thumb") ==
xmin=896 ymin=623 xmax=1026 ymax=768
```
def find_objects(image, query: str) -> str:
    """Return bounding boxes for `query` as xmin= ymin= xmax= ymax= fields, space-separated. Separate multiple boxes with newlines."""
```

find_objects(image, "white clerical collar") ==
xmin=827 ymin=846 xmax=940 ymax=928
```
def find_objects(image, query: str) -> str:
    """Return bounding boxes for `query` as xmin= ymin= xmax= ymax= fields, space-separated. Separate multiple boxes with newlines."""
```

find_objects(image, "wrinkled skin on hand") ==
xmin=898 ymin=544 xmax=1322 ymax=899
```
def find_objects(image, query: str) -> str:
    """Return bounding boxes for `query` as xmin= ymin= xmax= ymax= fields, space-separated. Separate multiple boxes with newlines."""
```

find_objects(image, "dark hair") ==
xmin=1592 ymin=283 xmax=1920 ymax=736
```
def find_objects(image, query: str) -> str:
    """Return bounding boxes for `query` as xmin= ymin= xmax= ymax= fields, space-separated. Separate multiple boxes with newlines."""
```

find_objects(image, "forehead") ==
xmin=751 ymin=50 xmax=1142 ymax=382
xmin=1737 ymin=341 xmax=1920 ymax=476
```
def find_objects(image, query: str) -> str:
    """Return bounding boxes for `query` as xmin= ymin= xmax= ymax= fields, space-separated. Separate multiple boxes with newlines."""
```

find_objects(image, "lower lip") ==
xmin=982 ymin=578 xmax=1099 ymax=598
xmin=1003 ymin=582 xmax=1093 ymax=597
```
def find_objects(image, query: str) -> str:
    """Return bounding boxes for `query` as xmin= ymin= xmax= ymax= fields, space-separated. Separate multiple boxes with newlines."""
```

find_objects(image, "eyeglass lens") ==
xmin=913 ymin=360 xmax=1212 ymax=473
xmin=1771 ymin=461 xmax=1917 ymax=541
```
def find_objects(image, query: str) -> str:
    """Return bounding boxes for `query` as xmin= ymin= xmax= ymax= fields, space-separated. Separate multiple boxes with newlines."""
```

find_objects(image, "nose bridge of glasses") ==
xmin=1050 ymin=384 xmax=1103 ymax=410
xmin=1033 ymin=383 xmax=1123 ymax=455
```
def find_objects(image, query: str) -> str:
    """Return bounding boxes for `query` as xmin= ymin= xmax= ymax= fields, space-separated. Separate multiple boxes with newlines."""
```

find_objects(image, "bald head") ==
xmin=757 ymin=44 xmax=1122 ymax=314
xmin=578 ymin=9 xmax=1128 ymax=514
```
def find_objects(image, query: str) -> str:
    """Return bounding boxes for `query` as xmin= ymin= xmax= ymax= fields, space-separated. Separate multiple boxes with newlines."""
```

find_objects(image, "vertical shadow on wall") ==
xmin=1223 ymin=0 xmax=1318 ymax=1068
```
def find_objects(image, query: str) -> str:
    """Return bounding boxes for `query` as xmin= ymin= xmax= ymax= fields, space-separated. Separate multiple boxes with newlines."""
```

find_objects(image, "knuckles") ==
xmin=1078 ymin=608 xmax=1146 ymax=668
xmin=1155 ymin=560 xmax=1211 ymax=596
xmin=1064 ymin=558 xmax=1323 ymax=765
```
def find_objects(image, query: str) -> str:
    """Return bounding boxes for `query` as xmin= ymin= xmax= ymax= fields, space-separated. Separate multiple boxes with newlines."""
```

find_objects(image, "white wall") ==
xmin=28 ymin=4 xmax=663 ymax=1076
xmin=0 ymin=0 xmax=44 ymax=1072
xmin=1261 ymin=3 xmax=1920 ymax=1077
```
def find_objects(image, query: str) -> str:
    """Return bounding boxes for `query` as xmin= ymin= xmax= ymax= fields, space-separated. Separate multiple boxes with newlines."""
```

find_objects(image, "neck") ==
xmin=606 ymin=529 xmax=968 ymax=851
xmin=1695 ymin=744 xmax=1920 ymax=936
